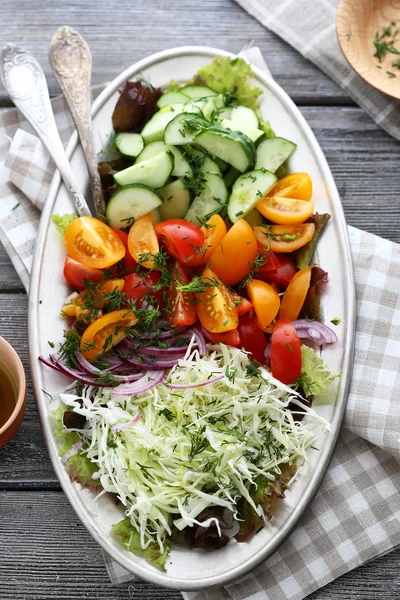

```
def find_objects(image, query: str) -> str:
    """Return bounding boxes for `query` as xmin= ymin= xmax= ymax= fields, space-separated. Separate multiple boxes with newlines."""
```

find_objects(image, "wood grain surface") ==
xmin=0 ymin=0 xmax=399 ymax=598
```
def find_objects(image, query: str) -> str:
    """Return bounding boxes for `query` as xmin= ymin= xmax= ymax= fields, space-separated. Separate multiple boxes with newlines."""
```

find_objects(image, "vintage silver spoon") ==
xmin=0 ymin=44 xmax=91 ymax=217
xmin=49 ymin=26 xmax=106 ymax=215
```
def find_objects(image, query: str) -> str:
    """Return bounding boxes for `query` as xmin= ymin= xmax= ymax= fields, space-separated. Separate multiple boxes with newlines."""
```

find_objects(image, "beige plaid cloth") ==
xmin=0 ymin=49 xmax=399 ymax=600
xmin=234 ymin=0 xmax=400 ymax=141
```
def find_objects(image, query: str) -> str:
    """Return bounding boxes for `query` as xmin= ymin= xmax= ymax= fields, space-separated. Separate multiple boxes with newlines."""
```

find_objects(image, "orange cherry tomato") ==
xmin=280 ymin=266 xmax=312 ymax=321
xmin=62 ymin=279 xmax=125 ymax=322
xmin=246 ymin=279 xmax=280 ymax=331
xmin=128 ymin=213 xmax=159 ymax=270
xmin=186 ymin=214 xmax=227 ymax=267
xmin=80 ymin=309 xmax=138 ymax=362
xmin=266 ymin=173 xmax=312 ymax=201
xmin=65 ymin=216 xmax=125 ymax=269
xmin=254 ymin=223 xmax=315 ymax=253
xmin=196 ymin=267 xmax=239 ymax=333
xmin=209 ymin=218 xmax=257 ymax=286
xmin=256 ymin=196 xmax=315 ymax=225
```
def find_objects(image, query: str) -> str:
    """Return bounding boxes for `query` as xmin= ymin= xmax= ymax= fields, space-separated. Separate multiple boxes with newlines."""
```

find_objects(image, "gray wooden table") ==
xmin=0 ymin=1 xmax=399 ymax=598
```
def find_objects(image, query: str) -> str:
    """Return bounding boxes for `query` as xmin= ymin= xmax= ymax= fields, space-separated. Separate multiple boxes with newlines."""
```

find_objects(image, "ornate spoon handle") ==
xmin=0 ymin=44 xmax=91 ymax=217
xmin=50 ymin=26 xmax=106 ymax=216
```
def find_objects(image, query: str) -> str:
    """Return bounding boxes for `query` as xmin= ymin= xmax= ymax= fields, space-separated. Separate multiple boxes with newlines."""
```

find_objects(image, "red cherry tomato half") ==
xmin=259 ymin=254 xmax=298 ymax=288
xmin=270 ymin=318 xmax=302 ymax=385
xmin=167 ymin=262 xmax=197 ymax=327
xmin=201 ymin=326 xmax=241 ymax=347
xmin=123 ymin=271 xmax=163 ymax=304
xmin=256 ymin=247 xmax=281 ymax=273
xmin=230 ymin=292 xmax=253 ymax=316
xmin=237 ymin=314 xmax=268 ymax=364
xmin=63 ymin=257 xmax=103 ymax=291
xmin=155 ymin=219 xmax=204 ymax=264
xmin=113 ymin=229 xmax=137 ymax=272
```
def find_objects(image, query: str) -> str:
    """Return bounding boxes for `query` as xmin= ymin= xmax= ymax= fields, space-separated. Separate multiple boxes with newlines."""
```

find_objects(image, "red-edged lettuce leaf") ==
xmin=112 ymin=517 xmax=171 ymax=571
xmin=184 ymin=506 xmax=229 ymax=550
xmin=299 ymin=266 xmax=328 ymax=322
xmin=294 ymin=213 xmax=331 ymax=268
xmin=112 ymin=80 xmax=162 ymax=132
xmin=235 ymin=464 xmax=297 ymax=543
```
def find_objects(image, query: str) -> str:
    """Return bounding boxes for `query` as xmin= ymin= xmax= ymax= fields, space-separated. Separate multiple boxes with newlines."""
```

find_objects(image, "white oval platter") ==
xmin=28 ymin=46 xmax=355 ymax=591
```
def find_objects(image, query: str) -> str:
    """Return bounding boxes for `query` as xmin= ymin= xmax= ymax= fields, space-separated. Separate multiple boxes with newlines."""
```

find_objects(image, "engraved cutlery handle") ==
xmin=50 ymin=26 xmax=105 ymax=215
xmin=1 ymin=44 xmax=91 ymax=217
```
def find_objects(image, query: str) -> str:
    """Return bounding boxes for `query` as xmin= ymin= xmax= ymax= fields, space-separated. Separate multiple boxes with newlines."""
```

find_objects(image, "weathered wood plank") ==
xmin=0 ymin=0 xmax=350 ymax=106
xmin=0 ymin=491 xmax=399 ymax=600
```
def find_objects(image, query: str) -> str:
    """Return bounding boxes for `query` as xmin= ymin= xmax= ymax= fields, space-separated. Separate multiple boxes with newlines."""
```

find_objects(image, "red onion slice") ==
xmin=111 ymin=411 xmax=141 ymax=432
xmin=166 ymin=374 xmax=224 ymax=390
xmin=291 ymin=320 xmax=338 ymax=344
xmin=61 ymin=440 xmax=83 ymax=462
xmin=189 ymin=326 xmax=207 ymax=356
xmin=111 ymin=369 xmax=165 ymax=397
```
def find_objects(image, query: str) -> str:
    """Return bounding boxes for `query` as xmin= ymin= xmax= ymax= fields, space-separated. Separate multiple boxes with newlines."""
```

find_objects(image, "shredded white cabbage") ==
xmin=59 ymin=343 xmax=330 ymax=550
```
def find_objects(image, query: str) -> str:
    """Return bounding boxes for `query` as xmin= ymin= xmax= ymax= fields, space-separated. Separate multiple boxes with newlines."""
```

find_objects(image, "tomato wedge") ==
xmin=167 ymin=262 xmax=197 ymax=327
xmin=246 ymin=279 xmax=280 ymax=331
xmin=201 ymin=326 xmax=241 ymax=347
xmin=80 ymin=309 xmax=138 ymax=362
xmin=62 ymin=279 xmax=125 ymax=320
xmin=270 ymin=318 xmax=301 ymax=384
xmin=254 ymin=223 xmax=315 ymax=253
xmin=63 ymin=257 xmax=103 ymax=290
xmin=196 ymin=267 xmax=239 ymax=333
xmin=128 ymin=213 xmax=159 ymax=269
xmin=280 ymin=266 xmax=312 ymax=321
xmin=256 ymin=197 xmax=315 ymax=225
xmin=65 ymin=216 xmax=125 ymax=269
xmin=155 ymin=219 xmax=204 ymax=264
xmin=209 ymin=218 xmax=257 ymax=286
xmin=230 ymin=293 xmax=253 ymax=316
xmin=259 ymin=253 xmax=298 ymax=288
xmin=186 ymin=214 xmax=227 ymax=267
xmin=266 ymin=173 xmax=312 ymax=201
xmin=123 ymin=271 xmax=163 ymax=304
xmin=113 ymin=229 xmax=137 ymax=272
xmin=237 ymin=314 xmax=267 ymax=364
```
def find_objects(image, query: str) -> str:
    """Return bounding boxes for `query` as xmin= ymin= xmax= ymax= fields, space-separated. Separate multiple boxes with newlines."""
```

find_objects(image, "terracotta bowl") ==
xmin=0 ymin=336 xmax=27 ymax=449
xmin=337 ymin=0 xmax=400 ymax=99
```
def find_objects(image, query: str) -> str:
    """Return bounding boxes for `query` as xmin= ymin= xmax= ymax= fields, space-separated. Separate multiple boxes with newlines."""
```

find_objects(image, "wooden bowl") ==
xmin=337 ymin=0 xmax=400 ymax=99
xmin=0 ymin=336 xmax=27 ymax=449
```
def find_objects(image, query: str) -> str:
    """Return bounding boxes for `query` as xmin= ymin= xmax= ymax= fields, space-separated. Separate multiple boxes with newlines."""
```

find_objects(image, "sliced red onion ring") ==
xmin=111 ymin=411 xmax=141 ymax=432
xmin=166 ymin=374 xmax=224 ymax=389
xmin=61 ymin=440 xmax=83 ymax=462
xmin=291 ymin=320 xmax=338 ymax=344
xmin=122 ymin=354 xmax=184 ymax=369
xmin=111 ymin=370 xmax=165 ymax=397
xmin=189 ymin=326 xmax=207 ymax=356
xmin=39 ymin=356 xmax=98 ymax=386
xmin=264 ymin=342 xmax=271 ymax=365
xmin=142 ymin=345 xmax=189 ymax=356
xmin=74 ymin=352 xmax=142 ymax=381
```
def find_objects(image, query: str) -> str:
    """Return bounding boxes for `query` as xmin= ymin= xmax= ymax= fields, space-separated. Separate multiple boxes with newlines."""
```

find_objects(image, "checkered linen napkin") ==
xmin=234 ymin=0 xmax=400 ymax=142
xmin=0 ymin=48 xmax=399 ymax=600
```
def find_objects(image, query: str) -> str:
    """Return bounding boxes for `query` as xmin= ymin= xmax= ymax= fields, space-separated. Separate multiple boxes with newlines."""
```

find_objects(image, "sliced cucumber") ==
xmin=230 ymin=106 xmax=260 ymax=130
xmin=185 ymin=173 xmax=228 ymax=226
xmin=156 ymin=91 xmax=189 ymax=108
xmin=227 ymin=169 xmax=278 ymax=223
xmin=179 ymin=84 xmax=217 ymax=99
xmin=141 ymin=104 xmax=184 ymax=144
xmin=114 ymin=151 xmax=174 ymax=187
xmin=164 ymin=113 xmax=208 ymax=145
xmin=194 ymin=126 xmax=256 ymax=173
xmin=135 ymin=141 xmax=192 ymax=178
xmin=182 ymin=146 xmax=222 ymax=177
xmin=158 ymin=179 xmax=191 ymax=220
xmin=220 ymin=119 xmax=264 ymax=143
xmin=106 ymin=185 xmax=163 ymax=229
xmin=183 ymin=100 xmax=207 ymax=115
xmin=255 ymin=137 xmax=297 ymax=172
xmin=224 ymin=166 xmax=241 ymax=189
xmin=213 ymin=107 xmax=232 ymax=123
xmin=115 ymin=133 xmax=144 ymax=158
xmin=151 ymin=208 xmax=162 ymax=224
xmin=245 ymin=208 xmax=264 ymax=228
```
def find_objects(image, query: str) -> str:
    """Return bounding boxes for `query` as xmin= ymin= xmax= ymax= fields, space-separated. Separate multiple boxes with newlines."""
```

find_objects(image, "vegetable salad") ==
xmin=43 ymin=56 xmax=341 ymax=570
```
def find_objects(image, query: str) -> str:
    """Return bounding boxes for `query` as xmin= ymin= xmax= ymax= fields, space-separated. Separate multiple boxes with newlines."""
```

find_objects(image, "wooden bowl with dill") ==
xmin=337 ymin=0 xmax=400 ymax=99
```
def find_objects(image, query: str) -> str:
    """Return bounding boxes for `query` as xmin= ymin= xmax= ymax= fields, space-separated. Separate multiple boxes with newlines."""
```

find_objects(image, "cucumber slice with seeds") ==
xmin=106 ymin=185 xmax=163 ymax=229
xmin=185 ymin=172 xmax=228 ymax=226
xmin=194 ymin=127 xmax=256 ymax=173
xmin=255 ymin=137 xmax=297 ymax=172
xmin=156 ymin=91 xmax=189 ymax=108
xmin=164 ymin=113 xmax=208 ymax=145
xmin=114 ymin=151 xmax=174 ymax=187
xmin=227 ymin=169 xmax=277 ymax=223
xmin=115 ymin=133 xmax=144 ymax=158
xmin=135 ymin=141 xmax=192 ymax=177
xmin=158 ymin=179 xmax=191 ymax=220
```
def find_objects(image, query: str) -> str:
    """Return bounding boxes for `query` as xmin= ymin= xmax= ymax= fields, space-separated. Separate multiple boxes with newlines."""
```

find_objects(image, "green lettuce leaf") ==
xmin=112 ymin=517 xmax=171 ymax=571
xmin=294 ymin=213 xmax=331 ymax=268
xmin=195 ymin=57 xmax=263 ymax=111
xmin=260 ymin=120 xmax=276 ymax=138
xmin=300 ymin=345 xmax=341 ymax=398
xmin=166 ymin=79 xmax=180 ymax=92
xmin=52 ymin=213 xmax=77 ymax=236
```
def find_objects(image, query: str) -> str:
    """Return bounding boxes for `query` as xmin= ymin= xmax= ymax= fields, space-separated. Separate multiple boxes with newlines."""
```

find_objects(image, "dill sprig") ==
xmin=372 ymin=22 xmax=400 ymax=63
xmin=187 ymin=425 xmax=210 ymax=461
xmin=58 ymin=330 xmax=81 ymax=369
xmin=176 ymin=275 xmax=218 ymax=294
xmin=238 ymin=250 xmax=268 ymax=288
xmin=95 ymin=370 xmax=120 ymax=387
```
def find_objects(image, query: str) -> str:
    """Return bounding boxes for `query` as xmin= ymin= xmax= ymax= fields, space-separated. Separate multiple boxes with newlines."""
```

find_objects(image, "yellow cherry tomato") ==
xmin=62 ymin=279 xmax=125 ymax=322
xmin=196 ymin=267 xmax=239 ymax=333
xmin=80 ymin=309 xmax=138 ymax=362
xmin=266 ymin=173 xmax=312 ymax=201
xmin=246 ymin=279 xmax=280 ymax=331
xmin=128 ymin=213 xmax=159 ymax=269
xmin=280 ymin=266 xmax=312 ymax=321
xmin=256 ymin=196 xmax=315 ymax=225
xmin=209 ymin=218 xmax=257 ymax=286
xmin=254 ymin=223 xmax=315 ymax=253
xmin=65 ymin=216 xmax=125 ymax=269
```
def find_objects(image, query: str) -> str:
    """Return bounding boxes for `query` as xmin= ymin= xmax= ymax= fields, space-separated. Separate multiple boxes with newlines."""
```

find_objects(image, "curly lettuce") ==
xmin=112 ymin=518 xmax=171 ymax=571
xmin=300 ymin=346 xmax=341 ymax=398
xmin=52 ymin=213 xmax=77 ymax=236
